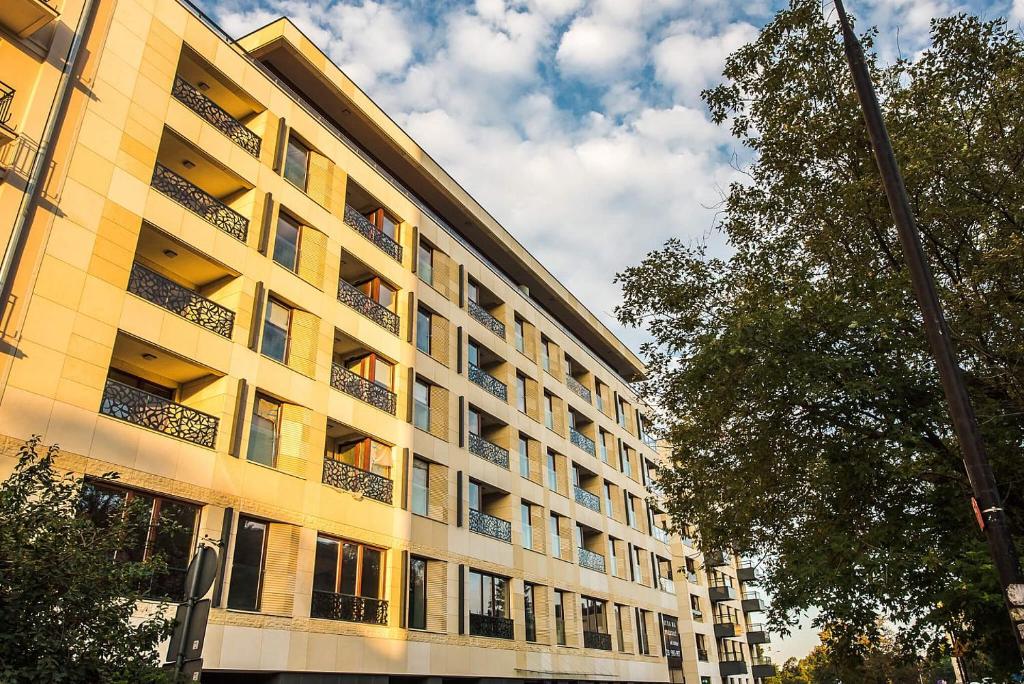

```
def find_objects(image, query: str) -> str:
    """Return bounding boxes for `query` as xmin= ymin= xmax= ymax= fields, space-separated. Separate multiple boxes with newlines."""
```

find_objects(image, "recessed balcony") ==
xmin=577 ymin=523 xmax=606 ymax=573
xmin=568 ymin=408 xmax=596 ymax=456
xmin=467 ymin=405 xmax=510 ymax=469
xmin=583 ymin=630 xmax=612 ymax=650
xmin=574 ymin=485 xmax=600 ymax=512
xmin=469 ymin=509 xmax=511 ymax=543
xmin=469 ymin=432 xmax=509 ymax=469
xmin=469 ymin=612 xmax=513 ymax=639
xmin=310 ymin=590 xmax=387 ymax=625
xmin=466 ymin=279 xmax=505 ymax=340
xmin=337 ymin=252 xmax=400 ymax=335
xmin=564 ymin=355 xmax=592 ymax=403
xmin=742 ymin=591 xmax=766 ymax=613
xmin=331 ymin=332 xmax=397 ymax=415
xmin=746 ymin=624 xmax=770 ymax=644
xmin=128 ymin=262 xmax=234 ymax=338
xmin=578 ymin=546 xmax=606 ymax=573
xmin=344 ymin=182 xmax=402 ymax=262
xmin=0 ymin=0 xmax=59 ymax=38
xmin=322 ymin=421 xmax=394 ymax=505
xmin=172 ymin=76 xmax=261 ymax=157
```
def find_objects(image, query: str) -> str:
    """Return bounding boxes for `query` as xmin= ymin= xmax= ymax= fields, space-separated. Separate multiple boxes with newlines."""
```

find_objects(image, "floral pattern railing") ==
xmin=330 ymin=362 xmax=397 ymax=415
xmin=343 ymin=205 xmax=403 ymax=262
xmin=171 ymin=76 xmax=261 ymax=157
xmin=468 ymin=299 xmax=506 ymax=339
xmin=578 ymin=547 xmax=606 ymax=573
xmin=566 ymin=373 xmax=592 ymax=403
xmin=584 ymin=630 xmax=612 ymax=650
xmin=570 ymin=428 xmax=596 ymax=456
xmin=322 ymin=457 xmax=393 ymax=505
xmin=468 ymin=509 xmax=511 ymax=542
xmin=573 ymin=486 xmax=600 ymax=512
xmin=100 ymin=379 xmax=218 ymax=448
xmin=151 ymin=163 xmax=248 ymax=242
xmin=469 ymin=432 xmax=509 ymax=469
xmin=310 ymin=590 xmax=388 ymax=625
xmin=337 ymin=279 xmax=400 ymax=335
xmin=468 ymin=362 xmax=507 ymax=401
xmin=469 ymin=613 xmax=514 ymax=639
xmin=128 ymin=262 xmax=234 ymax=338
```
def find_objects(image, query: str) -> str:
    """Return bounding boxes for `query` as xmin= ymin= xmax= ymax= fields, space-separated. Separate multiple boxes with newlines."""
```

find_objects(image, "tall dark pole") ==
xmin=832 ymin=0 xmax=1024 ymax=656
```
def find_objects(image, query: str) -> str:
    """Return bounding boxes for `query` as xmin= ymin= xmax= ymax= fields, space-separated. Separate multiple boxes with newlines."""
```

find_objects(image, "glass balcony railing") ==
xmin=468 ymin=299 xmax=505 ymax=339
xmin=310 ymin=590 xmax=387 ymax=625
xmin=468 ymin=362 xmax=507 ymax=401
xmin=658 ymin=576 xmax=676 ymax=594
xmin=100 ymin=378 xmax=218 ymax=448
xmin=128 ymin=262 xmax=234 ymax=338
xmin=343 ymin=205 xmax=402 ymax=262
xmin=151 ymin=163 xmax=248 ymax=241
xmin=652 ymin=526 xmax=670 ymax=544
xmin=337 ymin=279 xmax=400 ymax=335
xmin=171 ymin=76 xmax=260 ymax=157
xmin=469 ymin=509 xmax=511 ymax=542
xmin=322 ymin=457 xmax=393 ymax=504
xmin=565 ymin=373 xmax=591 ymax=403
xmin=570 ymin=428 xmax=596 ymax=456
xmin=330 ymin=362 xmax=397 ymax=415
xmin=468 ymin=432 xmax=509 ymax=469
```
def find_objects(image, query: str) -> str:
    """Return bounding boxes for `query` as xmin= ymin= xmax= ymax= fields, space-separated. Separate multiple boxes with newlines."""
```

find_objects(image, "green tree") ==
xmin=616 ymin=1 xmax=1024 ymax=675
xmin=0 ymin=436 xmax=176 ymax=683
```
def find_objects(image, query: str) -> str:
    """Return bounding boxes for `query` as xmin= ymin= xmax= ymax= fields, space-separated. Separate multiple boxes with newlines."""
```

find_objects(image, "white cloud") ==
xmin=653 ymin=21 xmax=758 ymax=103
xmin=1015 ymin=0 xmax=1024 ymax=20
xmin=556 ymin=15 xmax=644 ymax=79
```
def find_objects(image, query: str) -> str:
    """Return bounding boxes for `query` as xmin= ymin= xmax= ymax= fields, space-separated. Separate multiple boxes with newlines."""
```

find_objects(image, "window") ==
xmin=516 ymin=374 xmax=527 ymax=413
xmin=541 ymin=337 xmax=550 ymax=371
xmin=106 ymin=368 xmax=174 ymax=399
xmin=314 ymin=535 xmax=385 ymax=601
xmin=696 ymin=634 xmax=709 ymax=661
xmin=467 ymin=407 xmax=481 ymax=437
xmin=625 ymin=493 xmax=637 ymax=528
xmin=247 ymin=394 xmax=281 ymax=467
xmin=544 ymin=393 xmax=554 ymax=429
xmin=468 ymin=569 xmax=508 ymax=617
xmin=636 ymin=608 xmax=650 ymax=655
xmin=345 ymin=353 xmax=394 ymax=390
xmin=413 ymin=379 xmax=430 ymax=431
xmin=603 ymin=482 xmax=613 ymax=515
xmin=78 ymin=483 xmax=199 ymax=601
xmin=547 ymin=451 xmax=557 ymax=491
xmin=411 ymin=458 xmax=429 ymax=516
xmin=554 ymin=590 xmax=566 ymax=645
xmin=227 ymin=516 xmax=268 ymax=611
xmin=417 ymin=242 xmax=433 ymax=284
xmin=416 ymin=307 xmax=432 ymax=355
xmin=581 ymin=596 xmax=607 ymax=635
xmin=595 ymin=380 xmax=606 ymax=412
xmin=521 ymin=503 xmax=533 ymax=550
xmin=467 ymin=341 xmax=480 ymax=368
xmin=273 ymin=212 xmax=301 ymax=272
xmin=617 ymin=397 xmax=627 ymax=428
xmin=615 ymin=604 xmax=627 ymax=652
xmin=467 ymin=279 xmax=479 ymax=304
xmin=358 ymin=276 xmax=397 ymax=311
xmin=598 ymin=430 xmax=608 ymax=462
xmin=524 ymin=583 xmax=537 ymax=642
xmin=514 ymin=318 xmax=525 ymax=353
xmin=549 ymin=513 xmax=560 ymax=557
xmin=261 ymin=298 xmax=291 ymax=363
xmin=363 ymin=208 xmax=399 ymax=243
xmin=334 ymin=437 xmax=392 ymax=478
xmin=283 ymin=136 xmax=309 ymax=189
xmin=690 ymin=594 xmax=703 ymax=620
xmin=408 ymin=556 xmax=427 ymax=630
xmin=518 ymin=435 xmax=530 ymax=478
xmin=633 ymin=546 xmax=644 ymax=584
xmin=621 ymin=443 xmax=632 ymax=478
xmin=609 ymin=538 xmax=618 ymax=576
xmin=468 ymin=480 xmax=481 ymax=512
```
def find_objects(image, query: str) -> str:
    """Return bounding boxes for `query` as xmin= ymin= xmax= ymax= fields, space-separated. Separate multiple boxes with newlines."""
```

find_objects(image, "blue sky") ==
xmin=197 ymin=0 xmax=1021 ymax=660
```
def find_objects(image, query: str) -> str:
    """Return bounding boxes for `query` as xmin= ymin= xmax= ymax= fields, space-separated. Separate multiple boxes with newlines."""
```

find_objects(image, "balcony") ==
xmin=469 ymin=509 xmax=511 ymax=543
xmin=707 ymin=550 xmax=731 ymax=567
xmin=100 ymin=378 xmax=218 ymax=448
xmin=322 ymin=456 xmax=393 ymax=505
xmin=469 ymin=432 xmax=509 ymax=469
xmin=0 ymin=82 xmax=14 ymax=146
xmin=658 ymin=576 xmax=676 ymax=594
xmin=714 ymin=621 xmax=740 ymax=639
xmin=574 ymin=486 xmax=600 ymax=512
xmin=0 ymin=0 xmax=59 ymax=37
xmin=720 ymin=659 xmax=749 ymax=676
xmin=652 ymin=525 xmax=670 ymax=544
xmin=577 ymin=546 xmax=606 ymax=572
xmin=752 ymin=657 xmax=777 ymax=678
xmin=691 ymin=609 xmax=704 ymax=622
xmin=128 ymin=262 xmax=234 ymax=338
xmin=708 ymin=584 xmax=737 ymax=602
xmin=469 ymin=613 xmax=514 ymax=639
xmin=569 ymin=428 xmax=596 ymax=456
xmin=737 ymin=563 xmax=757 ymax=583
xmin=742 ymin=591 xmax=766 ymax=613
xmin=343 ymin=205 xmax=402 ymax=262
xmin=468 ymin=299 xmax=506 ymax=340
xmin=584 ymin=630 xmax=612 ymax=650
xmin=687 ymin=570 xmax=699 ymax=584
xmin=310 ymin=590 xmax=387 ymax=625
xmin=746 ymin=624 xmax=770 ymax=644
xmin=469 ymin=362 xmax=507 ymax=401
xmin=172 ymin=76 xmax=260 ymax=157
xmin=337 ymin=279 xmax=400 ymax=335
xmin=151 ymin=163 xmax=248 ymax=242
xmin=566 ymin=373 xmax=592 ymax=403
xmin=330 ymin=362 xmax=397 ymax=415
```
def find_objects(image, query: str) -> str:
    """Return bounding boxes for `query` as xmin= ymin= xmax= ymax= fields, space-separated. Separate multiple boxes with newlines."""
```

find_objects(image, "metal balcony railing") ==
xmin=322 ymin=457 xmax=393 ymax=504
xmin=468 ymin=432 xmax=509 ymax=469
xmin=468 ymin=362 xmax=507 ymax=401
xmin=330 ymin=362 xmax=397 ymax=415
xmin=128 ymin=262 xmax=234 ymax=338
xmin=0 ymin=81 xmax=13 ymax=126
xmin=337 ymin=279 xmax=400 ymax=335
xmin=100 ymin=378 xmax=218 ymax=448
xmin=570 ymin=428 xmax=596 ymax=456
xmin=573 ymin=486 xmax=600 ymax=512
xmin=151 ymin=163 xmax=248 ymax=241
xmin=343 ymin=205 xmax=402 ymax=262
xmin=469 ymin=613 xmax=513 ymax=639
xmin=171 ymin=76 xmax=260 ymax=157
xmin=468 ymin=509 xmax=511 ymax=542
xmin=310 ymin=590 xmax=387 ymax=625
xmin=578 ymin=547 xmax=606 ymax=573
xmin=565 ymin=373 xmax=591 ymax=403
xmin=583 ymin=630 xmax=612 ymax=650
xmin=468 ymin=299 xmax=505 ymax=339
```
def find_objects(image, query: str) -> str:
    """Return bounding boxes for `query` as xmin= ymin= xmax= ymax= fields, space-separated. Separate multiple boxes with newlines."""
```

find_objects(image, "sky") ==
xmin=198 ymin=0 xmax=1019 ymax=661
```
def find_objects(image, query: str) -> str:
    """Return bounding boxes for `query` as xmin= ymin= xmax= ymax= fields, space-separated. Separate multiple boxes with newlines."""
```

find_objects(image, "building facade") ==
xmin=0 ymin=1 xmax=775 ymax=682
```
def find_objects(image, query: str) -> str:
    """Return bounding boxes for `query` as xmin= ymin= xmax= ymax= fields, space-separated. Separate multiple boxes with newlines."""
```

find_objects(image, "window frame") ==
xmin=314 ymin=534 xmax=387 ymax=599
xmin=411 ymin=457 xmax=429 ymax=516
xmin=247 ymin=393 xmax=282 ymax=467
xmin=283 ymin=135 xmax=310 ymax=190
xmin=227 ymin=515 xmax=269 ymax=611
xmin=408 ymin=555 xmax=427 ymax=630
xmin=413 ymin=378 xmax=431 ymax=431
xmin=272 ymin=211 xmax=302 ymax=272
xmin=416 ymin=307 xmax=432 ymax=355
xmin=261 ymin=297 xmax=292 ymax=363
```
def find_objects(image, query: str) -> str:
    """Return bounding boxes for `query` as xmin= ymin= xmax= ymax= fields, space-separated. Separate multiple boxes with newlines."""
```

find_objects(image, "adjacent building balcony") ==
xmin=0 ymin=0 xmax=58 ymax=37
xmin=100 ymin=377 xmax=218 ymax=448
xmin=310 ymin=590 xmax=387 ymax=625
xmin=719 ymin=659 xmax=749 ymax=677
xmin=469 ymin=613 xmax=513 ymax=639
xmin=737 ymin=562 xmax=757 ymax=583
xmin=0 ymin=82 xmax=14 ymax=146
xmin=343 ymin=205 xmax=402 ymax=262
xmin=752 ymin=657 xmax=777 ymax=678
xmin=708 ymin=580 xmax=737 ymax=603
xmin=128 ymin=262 xmax=235 ymax=338
xmin=714 ymin=620 xmax=741 ymax=639
xmin=337 ymin=253 xmax=400 ymax=335
xmin=469 ymin=432 xmax=509 ymax=469
xmin=322 ymin=456 xmax=394 ymax=505
xmin=322 ymin=421 xmax=394 ymax=504
xmin=468 ymin=299 xmax=506 ymax=340
xmin=658 ymin=576 xmax=676 ymax=594
xmin=578 ymin=546 xmax=606 ymax=573
xmin=171 ymin=75 xmax=260 ymax=157
xmin=469 ymin=362 xmax=507 ymax=401
xmin=652 ymin=525 xmax=670 ymax=544
xmin=574 ymin=485 xmax=600 ymax=512
xmin=566 ymin=372 xmax=592 ymax=403
xmin=707 ymin=550 xmax=731 ymax=567
xmin=330 ymin=362 xmax=397 ymax=415
xmin=742 ymin=591 xmax=766 ymax=613
xmin=469 ymin=509 xmax=512 ymax=543
xmin=746 ymin=624 xmax=770 ymax=644
xmin=584 ymin=630 xmax=612 ymax=650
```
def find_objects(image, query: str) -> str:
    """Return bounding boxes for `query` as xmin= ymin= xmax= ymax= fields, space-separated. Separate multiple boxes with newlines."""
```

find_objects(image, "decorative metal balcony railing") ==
xmin=584 ymin=630 xmax=612 ymax=650
xmin=652 ymin=526 xmax=670 ymax=544
xmin=573 ymin=486 xmax=600 ymax=512
xmin=565 ymin=373 xmax=592 ymax=403
xmin=469 ymin=613 xmax=514 ymax=639
xmin=468 ymin=362 xmax=507 ymax=401
xmin=151 ymin=163 xmax=248 ymax=242
xmin=343 ymin=205 xmax=403 ymax=262
xmin=570 ymin=428 xmax=596 ymax=456
xmin=128 ymin=262 xmax=234 ymax=338
xmin=310 ymin=590 xmax=388 ymax=625
xmin=468 ymin=299 xmax=505 ymax=339
xmin=337 ymin=279 xmax=400 ymax=335
xmin=322 ymin=457 xmax=393 ymax=505
xmin=100 ymin=378 xmax=218 ymax=448
xmin=468 ymin=432 xmax=509 ymax=469
xmin=468 ymin=509 xmax=511 ymax=543
xmin=658 ymin=576 xmax=676 ymax=594
xmin=330 ymin=362 xmax=397 ymax=415
xmin=0 ymin=81 xmax=13 ymax=126
xmin=171 ymin=76 xmax=261 ymax=157
xmin=578 ymin=547 xmax=606 ymax=573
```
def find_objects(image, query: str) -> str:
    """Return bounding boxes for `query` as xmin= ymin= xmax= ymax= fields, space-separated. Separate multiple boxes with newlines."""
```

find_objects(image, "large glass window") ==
xmin=524 ymin=583 xmax=537 ymax=642
xmin=554 ymin=590 xmax=566 ymax=645
xmin=247 ymin=394 xmax=281 ymax=467
xmin=345 ymin=353 xmax=394 ymax=390
xmin=227 ymin=516 xmax=268 ymax=611
xmin=78 ymin=483 xmax=199 ymax=601
xmin=273 ymin=213 xmax=300 ymax=272
xmin=549 ymin=513 xmax=560 ymax=557
xmin=616 ymin=604 xmax=626 ymax=651
xmin=514 ymin=318 xmax=525 ymax=353
xmin=411 ymin=458 xmax=429 ymax=516
xmin=547 ymin=451 xmax=557 ymax=491
xmin=516 ymin=374 xmax=527 ymax=413
xmin=544 ymin=393 xmax=554 ymax=429
xmin=284 ymin=136 xmax=309 ymax=190
xmin=416 ymin=307 xmax=431 ymax=355
xmin=417 ymin=243 xmax=433 ymax=284
xmin=334 ymin=437 xmax=392 ymax=478
xmin=408 ymin=556 xmax=427 ymax=630
xmin=609 ymin=537 xmax=618 ymax=576
xmin=261 ymin=298 xmax=290 ymax=363
xmin=358 ymin=277 xmax=397 ymax=311
xmin=467 ymin=569 xmax=508 ymax=617
xmin=541 ymin=337 xmax=550 ymax=372
xmin=598 ymin=429 xmax=608 ymax=463
xmin=413 ymin=379 xmax=430 ymax=431
xmin=518 ymin=435 xmax=529 ymax=478
xmin=603 ymin=482 xmax=613 ymax=514
xmin=636 ymin=608 xmax=650 ymax=654
xmin=626 ymin=493 xmax=637 ymax=528
xmin=364 ymin=208 xmax=399 ymax=242
xmin=313 ymin=535 xmax=385 ymax=599
xmin=581 ymin=596 xmax=607 ymax=634
xmin=521 ymin=503 xmax=533 ymax=550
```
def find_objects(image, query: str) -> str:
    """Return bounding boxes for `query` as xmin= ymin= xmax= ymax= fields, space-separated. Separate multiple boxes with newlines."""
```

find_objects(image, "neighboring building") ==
xmin=0 ymin=1 xmax=775 ymax=683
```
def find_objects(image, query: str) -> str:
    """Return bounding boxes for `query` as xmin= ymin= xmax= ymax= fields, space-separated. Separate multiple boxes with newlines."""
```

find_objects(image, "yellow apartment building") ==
xmin=0 ymin=0 xmax=775 ymax=682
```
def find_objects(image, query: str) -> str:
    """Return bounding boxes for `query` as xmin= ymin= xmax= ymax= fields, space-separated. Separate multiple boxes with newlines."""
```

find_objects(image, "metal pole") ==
xmin=832 ymin=0 xmax=1024 ymax=656
xmin=175 ymin=544 xmax=207 ymax=676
